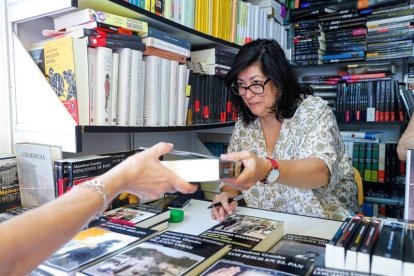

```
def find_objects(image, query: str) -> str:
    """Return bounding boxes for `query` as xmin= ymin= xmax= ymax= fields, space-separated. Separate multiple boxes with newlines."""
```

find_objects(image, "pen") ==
xmin=207 ymin=195 xmax=244 ymax=209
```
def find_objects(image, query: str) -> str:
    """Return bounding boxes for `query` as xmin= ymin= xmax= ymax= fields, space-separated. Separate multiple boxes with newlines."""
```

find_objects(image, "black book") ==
xmin=88 ymin=36 xmax=147 ymax=51
xmin=371 ymin=219 xmax=405 ymax=276
xmin=403 ymin=223 xmax=414 ymax=275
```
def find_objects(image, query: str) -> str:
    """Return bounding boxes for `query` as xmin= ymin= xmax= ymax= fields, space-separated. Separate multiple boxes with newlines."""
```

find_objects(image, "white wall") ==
xmin=0 ymin=0 xmax=13 ymax=154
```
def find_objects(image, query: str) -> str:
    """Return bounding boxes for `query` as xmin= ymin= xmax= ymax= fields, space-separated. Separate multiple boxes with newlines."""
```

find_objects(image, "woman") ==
xmin=212 ymin=39 xmax=358 ymax=222
xmin=0 ymin=142 xmax=197 ymax=275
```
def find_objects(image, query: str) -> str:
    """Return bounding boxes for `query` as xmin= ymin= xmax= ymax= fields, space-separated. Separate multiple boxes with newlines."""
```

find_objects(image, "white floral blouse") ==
xmin=227 ymin=96 xmax=358 ymax=220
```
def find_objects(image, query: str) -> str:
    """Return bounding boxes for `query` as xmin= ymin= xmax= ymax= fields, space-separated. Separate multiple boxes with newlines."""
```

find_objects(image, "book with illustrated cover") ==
xmin=40 ymin=220 xmax=156 ymax=273
xmin=81 ymin=231 xmax=231 ymax=276
xmin=15 ymin=143 xmax=62 ymax=208
xmin=0 ymin=155 xmax=20 ymax=211
xmin=199 ymin=214 xmax=284 ymax=252
xmin=268 ymin=234 xmax=329 ymax=267
xmin=201 ymin=247 xmax=314 ymax=276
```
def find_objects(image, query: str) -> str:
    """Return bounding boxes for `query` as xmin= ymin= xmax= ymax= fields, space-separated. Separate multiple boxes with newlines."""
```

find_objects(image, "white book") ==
xmin=169 ymin=60 xmax=179 ymax=126
xmin=143 ymin=56 xmax=162 ymax=126
xmin=164 ymin=0 xmax=173 ymax=20
xmin=142 ymin=36 xmax=191 ymax=57
xmin=160 ymin=58 xmax=171 ymax=126
xmin=177 ymin=64 xmax=188 ymax=126
xmin=93 ymin=47 xmax=112 ymax=126
xmin=137 ymin=60 xmax=145 ymax=126
xmin=15 ymin=143 xmax=62 ymax=208
xmin=129 ymin=49 xmax=142 ymax=126
xmin=110 ymin=52 xmax=119 ymax=125
xmin=72 ymin=37 xmax=89 ymax=126
xmin=115 ymin=48 xmax=132 ymax=126
xmin=53 ymin=8 xmax=95 ymax=31
xmin=87 ymin=47 xmax=96 ymax=125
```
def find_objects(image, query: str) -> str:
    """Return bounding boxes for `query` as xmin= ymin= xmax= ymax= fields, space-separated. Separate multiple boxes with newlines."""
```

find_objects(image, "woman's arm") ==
xmin=397 ymin=114 xmax=414 ymax=161
xmin=0 ymin=142 xmax=197 ymax=275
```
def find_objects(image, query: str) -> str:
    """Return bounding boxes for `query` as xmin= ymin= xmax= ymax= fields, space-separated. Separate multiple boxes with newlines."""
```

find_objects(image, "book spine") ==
xmin=147 ymin=27 xmax=191 ymax=49
xmin=88 ymin=36 xmax=147 ymax=52
xmin=94 ymin=10 xmax=148 ymax=35
xmin=142 ymin=37 xmax=191 ymax=57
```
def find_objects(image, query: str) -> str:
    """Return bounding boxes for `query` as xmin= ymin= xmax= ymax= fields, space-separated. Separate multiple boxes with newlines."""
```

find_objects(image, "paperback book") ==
xmin=201 ymin=247 xmax=314 ymax=276
xmin=40 ymin=220 xmax=156 ymax=273
xmin=199 ymin=214 xmax=284 ymax=252
xmin=0 ymin=155 xmax=20 ymax=211
xmin=82 ymin=231 xmax=231 ymax=276
xmin=269 ymin=234 xmax=329 ymax=267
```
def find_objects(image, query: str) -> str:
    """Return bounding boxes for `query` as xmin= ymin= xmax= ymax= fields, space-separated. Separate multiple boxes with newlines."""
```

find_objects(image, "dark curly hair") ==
xmin=225 ymin=39 xmax=303 ymax=125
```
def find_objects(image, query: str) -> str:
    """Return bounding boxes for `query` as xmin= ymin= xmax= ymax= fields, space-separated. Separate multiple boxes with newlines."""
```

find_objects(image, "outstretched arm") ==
xmin=0 ymin=142 xmax=197 ymax=275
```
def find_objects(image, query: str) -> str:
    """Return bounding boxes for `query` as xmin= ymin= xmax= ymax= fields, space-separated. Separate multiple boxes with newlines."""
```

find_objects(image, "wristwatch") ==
xmin=262 ymin=157 xmax=280 ymax=184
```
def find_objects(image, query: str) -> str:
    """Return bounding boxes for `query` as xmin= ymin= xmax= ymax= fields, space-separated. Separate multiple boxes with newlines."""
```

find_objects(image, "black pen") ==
xmin=207 ymin=195 xmax=244 ymax=209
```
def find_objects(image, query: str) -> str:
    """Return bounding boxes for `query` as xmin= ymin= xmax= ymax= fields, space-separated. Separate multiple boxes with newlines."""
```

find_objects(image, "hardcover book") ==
xmin=40 ymin=220 xmax=156 ymax=273
xmin=268 ymin=234 xmax=329 ymax=267
xmin=0 ymin=154 xmax=20 ymax=211
xmin=15 ymin=143 xmax=62 ymax=208
xmin=199 ymin=214 xmax=284 ymax=252
xmin=81 ymin=231 xmax=231 ymax=276
xmin=201 ymin=248 xmax=314 ymax=276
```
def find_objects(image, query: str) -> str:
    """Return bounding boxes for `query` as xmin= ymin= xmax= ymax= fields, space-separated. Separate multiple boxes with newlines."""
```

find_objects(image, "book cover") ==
xmin=199 ymin=214 xmax=284 ymax=252
xmin=81 ymin=231 xmax=231 ymax=275
xmin=95 ymin=204 xmax=170 ymax=229
xmin=268 ymin=234 xmax=329 ymax=267
xmin=66 ymin=155 xmax=112 ymax=188
xmin=44 ymin=36 xmax=79 ymax=124
xmin=0 ymin=155 xmax=20 ymax=212
xmin=201 ymin=248 xmax=314 ymax=276
xmin=42 ymin=220 xmax=156 ymax=272
xmin=15 ymin=143 xmax=62 ymax=208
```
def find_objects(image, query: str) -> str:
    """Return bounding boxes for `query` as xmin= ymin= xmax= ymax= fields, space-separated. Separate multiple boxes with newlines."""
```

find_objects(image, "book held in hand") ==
xmin=199 ymin=214 xmax=284 ymax=252
xmin=81 ymin=231 xmax=231 ymax=276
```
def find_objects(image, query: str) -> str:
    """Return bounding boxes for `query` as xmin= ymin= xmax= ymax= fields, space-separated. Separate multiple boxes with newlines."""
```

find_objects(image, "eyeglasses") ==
xmin=230 ymin=78 xmax=271 ymax=96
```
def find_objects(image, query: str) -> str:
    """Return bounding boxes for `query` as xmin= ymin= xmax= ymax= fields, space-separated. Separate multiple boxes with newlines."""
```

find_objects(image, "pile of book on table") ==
xmin=325 ymin=213 xmax=414 ymax=276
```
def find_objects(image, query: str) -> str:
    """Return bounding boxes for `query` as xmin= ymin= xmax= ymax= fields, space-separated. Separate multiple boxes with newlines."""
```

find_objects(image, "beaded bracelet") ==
xmin=75 ymin=179 xmax=110 ymax=217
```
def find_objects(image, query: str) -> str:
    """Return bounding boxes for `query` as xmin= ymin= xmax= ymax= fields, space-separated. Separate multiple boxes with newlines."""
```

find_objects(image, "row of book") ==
xmin=3 ymin=197 xmax=398 ymax=276
xmin=289 ymin=0 xmax=414 ymax=65
xmin=325 ymin=213 xmax=413 ymax=276
xmin=361 ymin=201 xmax=405 ymax=218
xmin=343 ymin=140 xmax=405 ymax=184
xmin=31 ymin=8 xmax=243 ymax=127
xmin=126 ymin=0 xmax=288 ymax=46
xmin=303 ymin=74 xmax=409 ymax=123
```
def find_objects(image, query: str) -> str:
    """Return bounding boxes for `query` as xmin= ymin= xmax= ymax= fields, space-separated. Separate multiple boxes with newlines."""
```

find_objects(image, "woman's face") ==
xmin=236 ymin=63 xmax=278 ymax=118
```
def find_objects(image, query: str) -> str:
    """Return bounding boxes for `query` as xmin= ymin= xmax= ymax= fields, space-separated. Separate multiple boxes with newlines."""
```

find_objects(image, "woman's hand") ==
xmin=220 ymin=151 xmax=270 ymax=190
xmin=211 ymin=192 xmax=239 ymax=221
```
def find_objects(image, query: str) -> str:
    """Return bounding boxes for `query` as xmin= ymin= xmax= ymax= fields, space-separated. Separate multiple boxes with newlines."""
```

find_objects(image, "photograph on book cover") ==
xmin=83 ymin=243 xmax=203 ymax=275
xmin=211 ymin=214 xmax=279 ymax=239
xmin=44 ymin=227 xmax=138 ymax=272
xmin=200 ymin=259 xmax=285 ymax=276
xmin=104 ymin=207 xmax=156 ymax=224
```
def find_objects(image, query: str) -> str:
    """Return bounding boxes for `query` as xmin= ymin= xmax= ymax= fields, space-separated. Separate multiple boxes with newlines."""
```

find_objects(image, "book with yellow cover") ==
xmin=44 ymin=36 xmax=79 ymax=124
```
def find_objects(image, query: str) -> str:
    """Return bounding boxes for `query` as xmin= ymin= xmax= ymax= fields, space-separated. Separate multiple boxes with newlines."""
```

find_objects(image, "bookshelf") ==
xmin=289 ymin=0 xmax=413 ymax=218
xmin=7 ymin=0 xmax=241 ymax=153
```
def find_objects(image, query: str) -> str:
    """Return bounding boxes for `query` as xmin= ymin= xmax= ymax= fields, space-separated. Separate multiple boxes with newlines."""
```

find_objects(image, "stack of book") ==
xmin=365 ymin=1 xmax=414 ymax=61
xmin=292 ymin=19 xmax=325 ymax=66
xmin=325 ymin=214 xmax=413 ymax=276
xmin=319 ymin=8 xmax=367 ymax=64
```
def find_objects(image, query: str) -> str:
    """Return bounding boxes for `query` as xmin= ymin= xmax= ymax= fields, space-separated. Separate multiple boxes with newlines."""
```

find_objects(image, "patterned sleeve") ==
xmin=227 ymin=119 xmax=243 ymax=153
xmin=299 ymin=100 xmax=345 ymax=192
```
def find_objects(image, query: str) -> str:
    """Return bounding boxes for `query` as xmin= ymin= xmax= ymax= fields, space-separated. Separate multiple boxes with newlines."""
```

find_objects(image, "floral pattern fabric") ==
xmin=226 ymin=96 xmax=358 ymax=220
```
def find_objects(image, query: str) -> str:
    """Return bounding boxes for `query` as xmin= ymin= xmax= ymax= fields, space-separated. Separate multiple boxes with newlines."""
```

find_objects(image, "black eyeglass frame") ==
xmin=230 ymin=78 xmax=272 ymax=96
